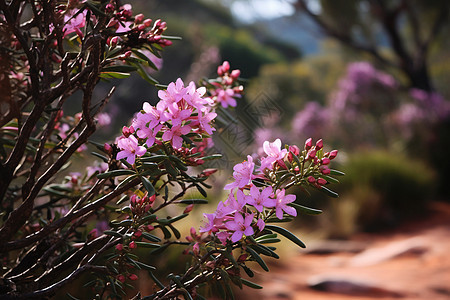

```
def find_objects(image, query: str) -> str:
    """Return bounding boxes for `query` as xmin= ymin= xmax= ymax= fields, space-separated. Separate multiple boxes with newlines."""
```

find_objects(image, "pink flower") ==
xmin=215 ymin=88 xmax=238 ymax=108
xmin=62 ymin=9 xmax=87 ymax=38
xmin=225 ymin=212 xmax=254 ymax=243
xmin=256 ymin=218 xmax=265 ymax=231
xmin=260 ymin=139 xmax=288 ymax=170
xmin=246 ymin=185 xmax=273 ymax=212
xmin=161 ymin=124 xmax=191 ymax=149
xmin=116 ymin=135 xmax=146 ymax=165
xmin=266 ymin=189 xmax=297 ymax=220
xmin=158 ymin=78 xmax=188 ymax=104
xmin=199 ymin=213 xmax=219 ymax=233
xmin=224 ymin=155 xmax=255 ymax=190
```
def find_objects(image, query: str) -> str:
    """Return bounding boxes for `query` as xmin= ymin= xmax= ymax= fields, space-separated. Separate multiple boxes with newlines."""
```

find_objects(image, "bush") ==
xmin=335 ymin=150 xmax=436 ymax=233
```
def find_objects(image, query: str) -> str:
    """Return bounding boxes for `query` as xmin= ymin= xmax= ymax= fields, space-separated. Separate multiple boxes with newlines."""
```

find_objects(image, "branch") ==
xmin=294 ymin=0 xmax=396 ymax=68
xmin=18 ymin=265 xmax=108 ymax=299
xmin=0 ymin=176 xmax=140 ymax=252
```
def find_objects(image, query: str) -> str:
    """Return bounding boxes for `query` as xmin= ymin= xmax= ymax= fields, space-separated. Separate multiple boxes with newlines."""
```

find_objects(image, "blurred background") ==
xmin=71 ymin=0 xmax=450 ymax=298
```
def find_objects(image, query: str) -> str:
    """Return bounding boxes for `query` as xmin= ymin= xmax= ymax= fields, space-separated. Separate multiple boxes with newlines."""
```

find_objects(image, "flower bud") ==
xmin=134 ymin=13 xmax=144 ymax=24
xmin=117 ymin=274 xmax=125 ymax=283
xmin=320 ymin=166 xmax=330 ymax=175
xmin=307 ymin=149 xmax=316 ymax=159
xmin=307 ymin=176 xmax=316 ymax=183
xmin=315 ymin=139 xmax=323 ymax=150
xmin=305 ymin=138 xmax=312 ymax=150
xmin=128 ymin=274 xmax=138 ymax=281
xmin=190 ymin=227 xmax=197 ymax=237
xmin=184 ymin=204 xmax=194 ymax=214
xmin=129 ymin=241 xmax=137 ymax=249
xmin=134 ymin=230 xmax=142 ymax=238
xmin=144 ymin=18 xmax=152 ymax=27
xmin=317 ymin=178 xmax=327 ymax=185
xmin=230 ymin=69 xmax=240 ymax=79
xmin=221 ymin=61 xmax=230 ymax=73
xmin=329 ymin=150 xmax=338 ymax=160
xmin=146 ymin=225 xmax=155 ymax=231
xmin=289 ymin=145 xmax=300 ymax=156
xmin=321 ymin=157 xmax=330 ymax=165
xmin=193 ymin=242 xmax=200 ymax=256
xmin=115 ymin=244 xmax=123 ymax=251
xmin=104 ymin=143 xmax=113 ymax=155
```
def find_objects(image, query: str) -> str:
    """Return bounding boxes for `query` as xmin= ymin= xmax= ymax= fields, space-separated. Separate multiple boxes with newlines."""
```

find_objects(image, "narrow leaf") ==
xmin=246 ymin=247 xmax=269 ymax=272
xmin=265 ymin=225 xmax=306 ymax=248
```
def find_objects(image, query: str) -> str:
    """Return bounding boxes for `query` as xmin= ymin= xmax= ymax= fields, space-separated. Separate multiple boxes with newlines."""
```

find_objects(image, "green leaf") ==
xmin=102 ymin=65 xmax=137 ymax=73
xmin=245 ymin=247 xmax=269 ymax=272
xmin=103 ymin=230 xmax=123 ymax=238
xmin=323 ymin=175 xmax=340 ymax=184
xmin=199 ymin=154 xmax=222 ymax=161
xmin=135 ymin=241 xmax=161 ymax=248
xmin=241 ymin=265 xmax=254 ymax=277
xmin=97 ymin=169 xmax=135 ymax=179
xmin=319 ymin=186 xmax=339 ymax=198
xmin=163 ymin=160 xmax=178 ymax=178
xmin=288 ymin=203 xmax=323 ymax=215
xmin=149 ymin=271 xmax=165 ymax=289
xmin=158 ymin=226 xmax=172 ymax=239
xmin=140 ymin=176 xmax=156 ymax=196
xmin=135 ymin=63 xmax=159 ymax=85
xmin=150 ymin=243 xmax=169 ymax=255
xmin=265 ymin=225 xmax=306 ymax=248
xmin=178 ymin=199 xmax=208 ymax=205
xmin=195 ymin=184 xmax=207 ymax=198
xmin=142 ymin=232 xmax=161 ymax=242
xmin=158 ymin=213 xmax=188 ymax=225
xmin=91 ymin=151 xmax=109 ymax=162
xmin=134 ymin=260 xmax=156 ymax=271
xmin=329 ymin=169 xmax=345 ymax=176
xmin=168 ymin=224 xmax=181 ymax=239
xmin=140 ymin=155 xmax=168 ymax=163
xmin=99 ymin=72 xmax=131 ymax=79
xmin=241 ymin=278 xmax=263 ymax=289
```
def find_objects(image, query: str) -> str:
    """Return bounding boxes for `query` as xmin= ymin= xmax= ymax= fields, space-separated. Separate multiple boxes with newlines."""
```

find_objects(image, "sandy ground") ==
xmin=236 ymin=201 xmax=450 ymax=300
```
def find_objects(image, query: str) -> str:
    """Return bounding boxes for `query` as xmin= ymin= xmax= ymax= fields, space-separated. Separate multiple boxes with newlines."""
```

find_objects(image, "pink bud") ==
xmin=190 ymin=227 xmax=197 ymax=237
xmin=122 ymin=126 xmax=130 ymax=137
xmin=130 ymin=194 xmax=137 ymax=205
xmin=117 ymin=274 xmax=125 ymax=283
xmin=134 ymin=13 xmax=144 ymax=24
xmin=137 ymin=24 xmax=146 ymax=31
xmin=128 ymin=274 xmax=138 ymax=281
xmin=329 ymin=150 xmax=338 ymax=160
xmin=307 ymin=176 xmax=316 ymax=183
xmin=321 ymin=157 xmax=330 ymax=165
xmin=315 ymin=139 xmax=323 ymax=150
xmin=184 ymin=204 xmax=194 ymax=214
xmin=217 ymin=65 xmax=224 ymax=76
xmin=146 ymin=225 xmax=155 ymax=231
xmin=144 ymin=19 xmax=152 ymax=27
xmin=124 ymin=51 xmax=132 ymax=58
xmin=305 ymin=138 xmax=312 ymax=150
xmin=134 ymin=230 xmax=142 ymax=238
xmin=230 ymin=69 xmax=240 ymax=79
xmin=129 ymin=241 xmax=137 ymax=249
xmin=221 ymin=61 xmax=230 ymax=73
xmin=104 ymin=143 xmax=112 ymax=155
xmin=115 ymin=244 xmax=123 ymax=251
xmin=308 ymin=149 xmax=317 ymax=159
xmin=109 ymin=36 xmax=118 ymax=48
xmin=317 ymin=178 xmax=327 ymax=185
xmin=320 ymin=166 xmax=330 ymax=175
xmin=193 ymin=242 xmax=200 ymax=256
xmin=289 ymin=145 xmax=300 ymax=156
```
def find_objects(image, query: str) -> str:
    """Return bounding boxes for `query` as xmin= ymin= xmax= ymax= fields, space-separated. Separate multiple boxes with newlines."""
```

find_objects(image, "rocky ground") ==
xmin=237 ymin=201 xmax=450 ymax=300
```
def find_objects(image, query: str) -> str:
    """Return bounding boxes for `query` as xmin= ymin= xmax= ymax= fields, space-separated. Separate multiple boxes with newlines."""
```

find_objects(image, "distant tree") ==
xmin=294 ymin=0 xmax=449 ymax=92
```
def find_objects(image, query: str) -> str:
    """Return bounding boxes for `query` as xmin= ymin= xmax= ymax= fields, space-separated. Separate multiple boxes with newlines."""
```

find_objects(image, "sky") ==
xmin=230 ymin=0 xmax=295 ymax=23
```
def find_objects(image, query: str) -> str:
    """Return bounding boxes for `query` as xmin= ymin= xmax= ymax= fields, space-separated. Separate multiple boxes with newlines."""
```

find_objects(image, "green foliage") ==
xmin=204 ymin=25 xmax=285 ymax=78
xmin=336 ymin=150 xmax=436 ymax=232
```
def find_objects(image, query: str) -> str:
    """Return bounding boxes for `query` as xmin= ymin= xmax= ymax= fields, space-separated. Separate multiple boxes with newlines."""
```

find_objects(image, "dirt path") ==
xmin=237 ymin=201 xmax=450 ymax=299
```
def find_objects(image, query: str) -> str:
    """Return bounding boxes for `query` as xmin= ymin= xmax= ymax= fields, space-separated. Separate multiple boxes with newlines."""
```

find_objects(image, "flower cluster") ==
xmin=116 ymin=78 xmax=217 ymax=165
xmin=209 ymin=61 xmax=244 ymax=108
xmin=200 ymin=138 xmax=338 ymax=245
